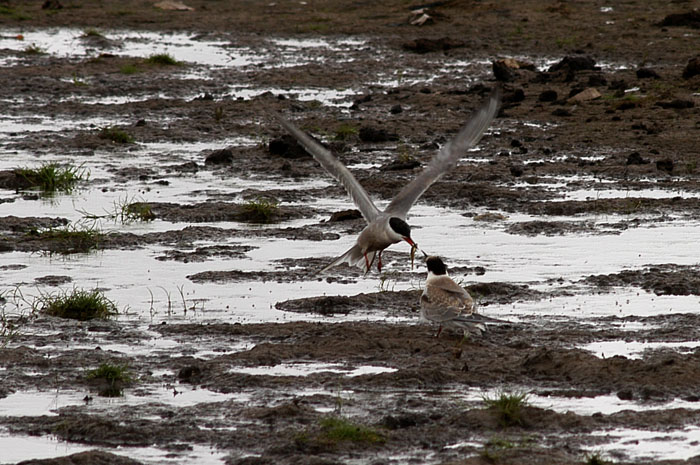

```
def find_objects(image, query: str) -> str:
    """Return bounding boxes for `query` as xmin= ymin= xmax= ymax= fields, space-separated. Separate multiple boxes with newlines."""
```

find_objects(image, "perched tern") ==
xmin=276 ymin=87 xmax=501 ymax=273
xmin=421 ymin=255 xmax=507 ymax=336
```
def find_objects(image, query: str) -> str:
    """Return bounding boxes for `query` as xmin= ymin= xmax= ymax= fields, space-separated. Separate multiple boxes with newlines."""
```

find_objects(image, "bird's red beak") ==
xmin=404 ymin=237 xmax=415 ymax=247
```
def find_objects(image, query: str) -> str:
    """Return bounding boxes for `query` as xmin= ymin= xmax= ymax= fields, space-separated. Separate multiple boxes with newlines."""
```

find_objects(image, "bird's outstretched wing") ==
xmin=275 ymin=114 xmax=381 ymax=224
xmin=385 ymin=87 xmax=501 ymax=217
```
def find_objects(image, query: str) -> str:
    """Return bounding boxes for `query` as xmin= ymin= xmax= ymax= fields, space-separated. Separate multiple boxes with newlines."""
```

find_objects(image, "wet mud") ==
xmin=1 ymin=0 xmax=700 ymax=464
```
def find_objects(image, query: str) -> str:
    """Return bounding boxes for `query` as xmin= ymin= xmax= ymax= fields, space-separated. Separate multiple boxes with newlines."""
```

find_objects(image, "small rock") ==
xmin=617 ymin=389 xmax=634 ymax=401
xmin=382 ymin=158 xmax=420 ymax=171
xmin=390 ymin=104 xmax=403 ymax=114
xmin=329 ymin=209 xmax=362 ymax=222
xmin=359 ymin=126 xmax=398 ymax=143
xmin=401 ymin=37 xmax=465 ymax=54
xmin=509 ymin=165 xmax=525 ymax=177
xmin=657 ymin=99 xmax=694 ymax=109
xmin=568 ymin=87 xmax=601 ymax=103
xmin=626 ymin=152 xmax=650 ymax=165
xmin=268 ymin=134 xmax=311 ymax=159
xmin=682 ymin=56 xmax=700 ymax=79
xmin=538 ymin=90 xmax=558 ymax=102
xmin=636 ymin=67 xmax=660 ymax=79
xmin=492 ymin=59 xmax=517 ymax=82
xmin=204 ymin=148 xmax=233 ymax=165
xmin=548 ymin=55 xmax=597 ymax=73
xmin=178 ymin=365 xmax=202 ymax=383
xmin=656 ymin=10 xmax=700 ymax=29
xmin=656 ymin=159 xmax=674 ymax=173
xmin=552 ymin=108 xmax=572 ymax=117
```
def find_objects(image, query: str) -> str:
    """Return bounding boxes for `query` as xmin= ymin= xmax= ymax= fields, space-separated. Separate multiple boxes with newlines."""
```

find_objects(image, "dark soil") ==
xmin=1 ymin=1 xmax=700 ymax=464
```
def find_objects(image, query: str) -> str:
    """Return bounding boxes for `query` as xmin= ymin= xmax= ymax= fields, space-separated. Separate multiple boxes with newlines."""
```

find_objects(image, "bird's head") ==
xmin=389 ymin=217 xmax=414 ymax=246
xmin=425 ymin=256 xmax=448 ymax=276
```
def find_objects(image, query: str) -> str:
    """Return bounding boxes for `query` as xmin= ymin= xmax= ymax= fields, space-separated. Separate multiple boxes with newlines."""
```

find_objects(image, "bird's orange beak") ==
xmin=404 ymin=237 xmax=415 ymax=247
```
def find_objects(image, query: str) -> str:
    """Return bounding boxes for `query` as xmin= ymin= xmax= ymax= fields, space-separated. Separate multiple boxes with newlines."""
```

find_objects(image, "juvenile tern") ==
xmin=421 ymin=255 xmax=507 ymax=336
xmin=276 ymin=87 xmax=500 ymax=273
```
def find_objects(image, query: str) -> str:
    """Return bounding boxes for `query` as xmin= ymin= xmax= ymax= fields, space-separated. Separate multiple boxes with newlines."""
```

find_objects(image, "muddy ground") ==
xmin=1 ymin=0 xmax=700 ymax=464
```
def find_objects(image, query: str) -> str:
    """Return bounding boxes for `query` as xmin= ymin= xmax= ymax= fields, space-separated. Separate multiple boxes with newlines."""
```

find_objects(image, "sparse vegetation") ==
xmin=585 ymin=452 xmax=611 ymax=465
xmin=35 ymin=222 xmax=103 ymax=254
xmin=334 ymin=123 xmax=358 ymax=141
xmin=79 ymin=196 xmax=155 ymax=224
xmin=81 ymin=28 xmax=105 ymax=39
xmin=483 ymin=390 xmax=529 ymax=428
xmin=23 ymin=43 xmax=46 ymax=55
xmin=99 ymin=126 xmax=134 ymax=144
xmin=145 ymin=53 xmax=180 ymax=66
xmin=15 ymin=162 xmax=88 ymax=195
xmin=37 ymin=288 xmax=118 ymax=320
xmin=318 ymin=417 xmax=384 ymax=444
xmin=241 ymin=197 xmax=279 ymax=223
xmin=119 ymin=63 xmax=142 ymax=74
xmin=296 ymin=416 xmax=385 ymax=448
xmin=86 ymin=363 xmax=133 ymax=397
xmin=0 ymin=5 xmax=31 ymax=20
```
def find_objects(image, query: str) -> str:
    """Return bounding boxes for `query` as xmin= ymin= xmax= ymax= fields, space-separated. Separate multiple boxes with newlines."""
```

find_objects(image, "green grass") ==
xmin=296 ymin=416 xmax=386 ymax=448
xmin=145 ymin=53 xmax=180 ymax=66
xmin=313 ymin=417 xmax=385 ymax=445
xmin=37 ymin=288 xmax=118 ymax=320
xmin=79 ymin=196 xmax=154 ymax=224
xmin=81 ymin=28 xmax=105 ymax=39
xmin=241 ymin=197 xmax=279 ymax=223
xmin=36 ymin=223 xmax=103 ymax=254
xmin=119 ymin=63 xmax=142 ymax=74
xmin=86 ymin=363 xmax=133 ymax=397
xmin=15 ymin=163 xmax=88 ymax=195
xmin=98 ymin=126 xmax=134 ymax=144
xmin=123 ymin=202 xmax=155 ymax=222
xmin=483 ymin=390 xmax=529 ymax=428
xmin=0 ymin=5 xmax=31 ymax=20
xmin=334 ymin=123 xmax=358 ymax=141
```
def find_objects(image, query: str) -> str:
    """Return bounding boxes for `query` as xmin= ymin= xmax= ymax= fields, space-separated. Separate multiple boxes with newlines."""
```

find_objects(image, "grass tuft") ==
xmin=119 ymin=63 xmax=142 ymax=74
xmin=81 ymin=28 xmax=105 ymax=39
xmin=0 ymin=5 xmax=31 ymax=20
xmin=483 ymin=390 xmax=529 ymax=428
xmin=318 ymin=416 xmax=385 ymax=444
xmin=334 ymin=123 xmax=358 ymax=141
xmin=99 ymin=126 xmax=134 ymax=144
xmin=15 ymin=163 xmax=88 ymax=195
xmin=145 ymin=53 xmax=180 ymax=66
xmin=86 ymin=363 xmax=133 ymax=397
xmin=241 ymin=197 xmax=279 ymax=223
xmin=585 ymin=452 xmax=611 ymax=465
xmin=36 ymin=222 xmax=102 ymax=254
xmin=37 ymin=288 xmax=118 ymax=320
xmin=23 ymin=43 xmax=46 ymax=55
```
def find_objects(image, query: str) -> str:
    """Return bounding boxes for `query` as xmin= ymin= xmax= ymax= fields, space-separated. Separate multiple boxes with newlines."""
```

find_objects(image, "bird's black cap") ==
xmin=389 ymin=217 xmax=411 ymax=238
xmin=426 ymin=256 xmax=447 ymax=275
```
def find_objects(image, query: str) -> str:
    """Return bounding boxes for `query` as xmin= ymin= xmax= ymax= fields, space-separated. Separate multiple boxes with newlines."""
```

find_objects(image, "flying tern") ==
xmin=275 ymin=87 xmax=501 ymax=273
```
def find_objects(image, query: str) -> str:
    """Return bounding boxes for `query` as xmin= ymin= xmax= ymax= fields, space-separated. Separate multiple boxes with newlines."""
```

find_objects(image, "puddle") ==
xmin=0 ymin=385 xmax=240 ymax=418
xmin=580 ymin=340 xmax=700 ymax=359
xmin=587 ymin=426 xmax=700 ymax=461
xmin=0 ymin=29 xmax=258 ymax=67
xmin=0 ymin=432 xmax=226 ymax=465
xmin=228 ymin=362 xmax=396 ymax=377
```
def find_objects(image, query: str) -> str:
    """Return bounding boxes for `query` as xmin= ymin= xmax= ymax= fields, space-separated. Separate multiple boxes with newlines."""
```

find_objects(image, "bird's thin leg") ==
xmin=364 ymin=253 xmax=371 ymax=272
xmin=435 ymin=325 xmax=443 ymax=338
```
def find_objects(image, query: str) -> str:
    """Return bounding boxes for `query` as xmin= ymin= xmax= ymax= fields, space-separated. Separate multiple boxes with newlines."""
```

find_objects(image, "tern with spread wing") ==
xmin=421 ymin=255 xmax=507 ymax=336
xmin=275 ymin=87 xmax=500 ymax=273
